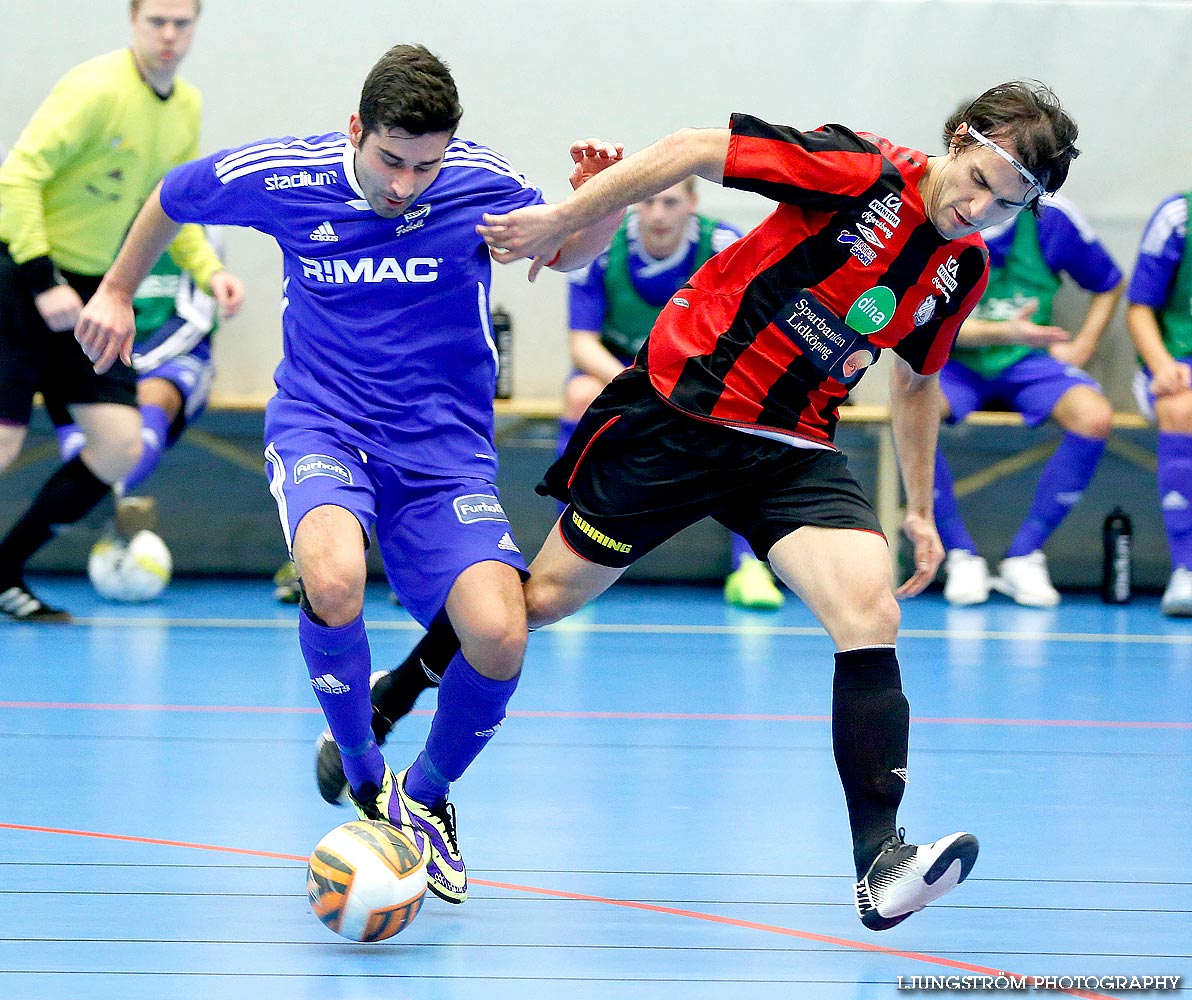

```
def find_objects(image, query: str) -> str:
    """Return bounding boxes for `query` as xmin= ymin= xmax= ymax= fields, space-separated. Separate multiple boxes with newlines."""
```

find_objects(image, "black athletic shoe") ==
xmin=0 ymin=582 xmax=72 ymax=623
xmin=854 ymin=829 xmax=979 ymax=931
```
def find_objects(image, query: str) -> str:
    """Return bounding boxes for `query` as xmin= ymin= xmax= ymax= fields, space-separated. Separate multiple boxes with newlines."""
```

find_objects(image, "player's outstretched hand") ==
xmin=211 ymin=270 xmax=246 ymax=319
xmin=75 ymin=288 xmax=136 ymax=373
xmin=478 ymin=138 xmax=624 ymax=282
xmin=568 ymin=138 xmax=624 ymax=190
xmin=478 ymin=204 xmax=567 ymax=278
xmin=896 ymin=511 xmax=944 ymax=598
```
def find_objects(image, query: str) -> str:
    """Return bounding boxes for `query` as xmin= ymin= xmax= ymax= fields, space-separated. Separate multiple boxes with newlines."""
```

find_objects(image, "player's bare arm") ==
xmin=478 ymin=127 xmax=730 ymax=269
xmin=1128 ymin=302 xmax=1192 ymax=397
xmin=955 ymin=301 xmax=1069 ymax=349
xmin=1049 ymin=280 xmax=1123 ymax=368
xmin=76 ymin=183 xmax=182 ymax=373
xmin=888 ymin=356 xmax=945 ymax=597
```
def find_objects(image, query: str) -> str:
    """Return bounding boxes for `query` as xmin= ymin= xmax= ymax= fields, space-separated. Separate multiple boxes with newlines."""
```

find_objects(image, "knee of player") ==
xmin=99 ymin=428 xmax=145 ymax=479
xmin=1076 ymin=398 xmax=1114 ymax=439
xmin=870 ymin=588 xmax=901 ymax=634
xmin=298 ymin=565 xmax=366 ymax=627
xmin=524 ymin=579 xmax=574 ymax=630
xmin=0 ymin=430 xmax=23 ymax=472
xmin=837 ymin=586 xmax=901 ymax=644
xmin=1158 ymin=392 xmax=1192 ymax=433
xmin=461 ymin=617 xmax=526 ymax=679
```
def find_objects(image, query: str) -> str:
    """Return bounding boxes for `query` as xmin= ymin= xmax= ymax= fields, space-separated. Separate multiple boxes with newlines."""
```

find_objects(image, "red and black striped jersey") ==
xmin=646 ymin=113 xmax=990 ymax=448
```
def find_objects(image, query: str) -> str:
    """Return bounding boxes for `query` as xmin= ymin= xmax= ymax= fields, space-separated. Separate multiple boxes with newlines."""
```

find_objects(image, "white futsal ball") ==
xmin=307 ymin=820 xmax=428 ymax=942
xmin=87 ymin=529 xmax=173 ymax=602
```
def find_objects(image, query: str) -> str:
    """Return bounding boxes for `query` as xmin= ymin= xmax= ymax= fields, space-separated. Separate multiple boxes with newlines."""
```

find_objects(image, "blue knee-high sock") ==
xmin=729 ymin=532 xmax=754 ymax=570
xmin=299 ymin=610 xmax=384 ymax=792
xmin=1007 ymin=432 xmax=1106 ymax=558
xmin=933 ymin=450 xmax=977 ymax=552
xmin=122 ymin=404 xmax=172 ymax=494
xmin=403 ymin=651 xmax=519 ymax=805
xmin=1158 ymin=432 xmax=1192 ymax=570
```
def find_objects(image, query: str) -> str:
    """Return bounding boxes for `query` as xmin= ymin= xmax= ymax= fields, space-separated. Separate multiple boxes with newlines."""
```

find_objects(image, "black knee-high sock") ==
xmin=372 ymin=607 xmax=460 ymax=732
xmin=0 ymin=457 xmax=110 ymax=581
xmin=831 ymin=645 xmax=910 ymax=877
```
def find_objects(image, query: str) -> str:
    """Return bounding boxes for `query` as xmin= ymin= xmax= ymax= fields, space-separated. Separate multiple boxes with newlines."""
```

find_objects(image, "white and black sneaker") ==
xmin=854 ymin=829 xmax=979 ymax=931
xmin=0 ymin=582 xmax=71 ymax=623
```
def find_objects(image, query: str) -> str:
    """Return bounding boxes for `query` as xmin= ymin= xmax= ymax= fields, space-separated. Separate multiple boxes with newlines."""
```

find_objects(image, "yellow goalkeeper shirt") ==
xmin=0 ymin=48 xmax=220 ymax=288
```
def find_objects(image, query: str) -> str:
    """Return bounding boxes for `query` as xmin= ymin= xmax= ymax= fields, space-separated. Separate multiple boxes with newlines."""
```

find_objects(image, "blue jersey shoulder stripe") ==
xmin=215 ymin=137 xmax=343 ymax=173
xmin=444 ymin=139 xmax=523 ymax=170
xmin=217 ymin=144 xmax=343 ymax=176
xmin=1038 ymin=193 xmax=1097 ymax=242
xmin=441 ymin=151 xmax=532 ymax=188
xmin=215 ymin=138 xmax=345 ymax=179
xmin=1139 ymin=195 xmax=1188 ymax=257
xmin=444 ymin=141 xmax=514 ymax=167
xmin=218 ymin=153 xmax=344 ymax=185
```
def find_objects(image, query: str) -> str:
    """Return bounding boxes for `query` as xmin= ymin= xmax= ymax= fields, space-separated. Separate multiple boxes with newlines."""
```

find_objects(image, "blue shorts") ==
xmin=141 ymin=338 xmax=214 ymax=444
xmin=939 ymin=352 xmax=1101 ymax=428
xmin=263 ymin=398 xmax=527 ymax=627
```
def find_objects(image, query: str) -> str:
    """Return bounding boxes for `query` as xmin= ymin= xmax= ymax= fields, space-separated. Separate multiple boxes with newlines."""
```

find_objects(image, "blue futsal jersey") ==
xmin=160 ymin=133 xmax=544 ymax=478
xmin=979 ymin=193 xmax=1121 ymax=295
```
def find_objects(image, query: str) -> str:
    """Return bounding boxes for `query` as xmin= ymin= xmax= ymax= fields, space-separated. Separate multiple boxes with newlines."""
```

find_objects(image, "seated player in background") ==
xmin=562 ymin=178 xmax=784 ymax=609
xmin=935 ymin=191 xmax=1122 ymax=607
xmin=54 ymin=236 xmax=235 ymax=540
xmin=1125 ymin=188 xmax=1192 ymax=616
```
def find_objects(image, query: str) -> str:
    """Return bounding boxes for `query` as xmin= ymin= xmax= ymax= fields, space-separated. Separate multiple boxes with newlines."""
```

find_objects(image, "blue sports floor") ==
xmin=1 ymin=576 xmax=1189 ymax=1000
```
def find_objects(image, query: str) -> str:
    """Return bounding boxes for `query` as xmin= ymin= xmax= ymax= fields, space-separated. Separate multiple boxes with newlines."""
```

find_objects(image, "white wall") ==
xmin=4 ymin=0 xmax=1190 ymax=406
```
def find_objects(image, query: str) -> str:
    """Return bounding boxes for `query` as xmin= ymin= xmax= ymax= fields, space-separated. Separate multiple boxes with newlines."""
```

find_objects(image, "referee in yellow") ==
xmin=0 ymin=0 xmax=242 ymax=620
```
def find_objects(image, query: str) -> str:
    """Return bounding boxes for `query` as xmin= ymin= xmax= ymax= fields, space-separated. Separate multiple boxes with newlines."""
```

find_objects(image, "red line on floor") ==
xmin=0 ymin=821 xmax=1117 ymax=999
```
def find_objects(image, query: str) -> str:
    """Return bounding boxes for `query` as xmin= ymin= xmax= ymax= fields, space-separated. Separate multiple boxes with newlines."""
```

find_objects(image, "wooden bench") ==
xmin=207 ymin=394 xmax=1152 ymax=543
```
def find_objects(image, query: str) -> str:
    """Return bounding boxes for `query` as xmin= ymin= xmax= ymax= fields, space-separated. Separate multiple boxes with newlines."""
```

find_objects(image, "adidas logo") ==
xmin=309 ymin=221 xmax=339 ymax=242
xmin=497 ymin=532 xmax=520 ymax=553
xmin=891 ymin=768 xmax=908 ymax=783
xmin=1163 ymin=490 xmax=1189 ymax=511
xmin=1056 ymin=491 xmax=1083 ymax=507
xmin=311 ymin=673 xmax=350 ymax=695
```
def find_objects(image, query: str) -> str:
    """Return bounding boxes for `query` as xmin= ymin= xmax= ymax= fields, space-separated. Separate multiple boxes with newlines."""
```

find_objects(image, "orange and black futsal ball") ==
xmin=306 ymin=820 xmax=428 ymax=942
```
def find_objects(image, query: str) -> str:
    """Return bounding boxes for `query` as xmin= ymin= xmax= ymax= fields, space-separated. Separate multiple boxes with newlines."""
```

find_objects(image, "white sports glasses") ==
xmin=965 ymin=124 xmax=1046 ymax=201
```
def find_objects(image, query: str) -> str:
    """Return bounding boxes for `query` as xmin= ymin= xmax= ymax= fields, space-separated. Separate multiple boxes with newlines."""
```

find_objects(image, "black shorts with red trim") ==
xmin=536 ymin=366 xmax=883 ymax=568
xmin=0 ymin=244 xmax=136 ymax=426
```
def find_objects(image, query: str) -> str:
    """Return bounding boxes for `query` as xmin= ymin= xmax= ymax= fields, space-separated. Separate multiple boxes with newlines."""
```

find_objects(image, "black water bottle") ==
xmin=492 ymin=306 xmax=513 ymax=400
xmin=1101 ymin=507 xmax=1133 ymax=604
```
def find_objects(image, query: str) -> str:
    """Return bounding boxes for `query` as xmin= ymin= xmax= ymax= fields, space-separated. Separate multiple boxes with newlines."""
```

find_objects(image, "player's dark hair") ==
xmin=359 ymin=44 xmax=463 ymax=138
xmin=943 ymin=81 xmax=1080 ymax=208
